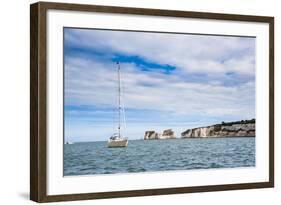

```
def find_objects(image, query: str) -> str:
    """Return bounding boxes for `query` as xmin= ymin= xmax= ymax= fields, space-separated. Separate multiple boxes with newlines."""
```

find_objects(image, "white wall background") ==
xmin=0 ymin=0 xmax=279 ymax=204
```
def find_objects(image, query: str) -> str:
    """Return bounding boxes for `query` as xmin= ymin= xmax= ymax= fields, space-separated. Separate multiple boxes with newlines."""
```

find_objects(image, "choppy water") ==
xmin=64 ymin=137 xmax=255 ymax=176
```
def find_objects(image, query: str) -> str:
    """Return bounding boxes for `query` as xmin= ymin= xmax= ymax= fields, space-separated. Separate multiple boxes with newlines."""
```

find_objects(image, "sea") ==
xmin=64 ymin=137 xmax=255 ymax=176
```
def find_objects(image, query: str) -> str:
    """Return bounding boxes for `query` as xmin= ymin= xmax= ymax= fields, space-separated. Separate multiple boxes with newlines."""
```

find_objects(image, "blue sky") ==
xmin=64 ymin=28 xmax=256 ymax=142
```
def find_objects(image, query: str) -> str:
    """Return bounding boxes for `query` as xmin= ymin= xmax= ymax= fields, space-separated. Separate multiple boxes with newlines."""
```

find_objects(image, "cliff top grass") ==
xmin=185 ymin=119 xmax=256 ymax=130
xmin=216 ymin=119 xmax=255 ymax=126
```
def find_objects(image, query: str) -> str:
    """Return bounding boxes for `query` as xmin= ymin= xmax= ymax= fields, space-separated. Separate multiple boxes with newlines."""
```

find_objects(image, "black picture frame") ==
xmin=30 ymin=1 xmax=274 ymax=202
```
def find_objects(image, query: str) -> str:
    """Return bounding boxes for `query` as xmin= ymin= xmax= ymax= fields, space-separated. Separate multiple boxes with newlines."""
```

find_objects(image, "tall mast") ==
xmin=117 ymin=62 xmax=121 ymax=137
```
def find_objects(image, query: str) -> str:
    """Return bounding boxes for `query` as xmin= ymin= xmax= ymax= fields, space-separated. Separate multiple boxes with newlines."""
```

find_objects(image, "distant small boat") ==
xmin=108 ymin=62 xmax=128 ymax=148
xmin=65 ymin=141 xmax=73 ymax=145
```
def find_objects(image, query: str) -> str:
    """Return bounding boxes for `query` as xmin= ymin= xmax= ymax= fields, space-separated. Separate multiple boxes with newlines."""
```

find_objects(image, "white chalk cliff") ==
xmin=181 ymin=120 xmax=255 ymax=138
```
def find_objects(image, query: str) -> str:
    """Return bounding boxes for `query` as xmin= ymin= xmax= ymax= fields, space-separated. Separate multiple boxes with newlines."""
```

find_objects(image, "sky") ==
xmin=64 ymin=28 xmax=256 ymax=142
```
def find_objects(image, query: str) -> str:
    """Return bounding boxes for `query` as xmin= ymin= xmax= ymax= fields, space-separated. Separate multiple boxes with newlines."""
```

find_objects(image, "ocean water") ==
xmin=64 ymin=137 xmax=255 ymax=176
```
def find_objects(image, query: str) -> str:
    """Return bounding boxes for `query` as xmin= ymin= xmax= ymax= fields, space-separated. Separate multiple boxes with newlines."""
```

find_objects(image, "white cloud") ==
xmin=65 ymin=56 xmax=255 ymax=119
xmin=66 ymin=29 xmax=255 ymax=76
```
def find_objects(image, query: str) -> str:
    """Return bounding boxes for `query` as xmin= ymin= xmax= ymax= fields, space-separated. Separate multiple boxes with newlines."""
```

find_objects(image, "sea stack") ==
xmin=161 ymin=129 xmax=176 ymax=139
xmin=144 ymin=129 xmax=176 ymax=140
xmin=144 ymin=131 xmax=159 ymax=140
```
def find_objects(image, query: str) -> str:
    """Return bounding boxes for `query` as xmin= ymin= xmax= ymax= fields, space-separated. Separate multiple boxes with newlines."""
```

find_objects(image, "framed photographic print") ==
xmin=30 ymin=1 xmax=274 ymax=202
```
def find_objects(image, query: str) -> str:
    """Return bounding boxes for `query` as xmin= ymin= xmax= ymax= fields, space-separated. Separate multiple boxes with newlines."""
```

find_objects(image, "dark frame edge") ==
xmin=37 ymin=1 xmax=274 ymax=22
xmin=268 ymin=17 xmax=274 ymax=187
xmin=30 ymin=2 xmax=39 ymax=202
xmin=30 ymin=2 xmax=48 ymax=203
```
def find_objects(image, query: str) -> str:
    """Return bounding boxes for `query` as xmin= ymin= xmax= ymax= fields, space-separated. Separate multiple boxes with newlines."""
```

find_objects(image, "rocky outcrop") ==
xmin=160 ymin=129 xmax=176 ymax=139
xmin=144 ymin=131 xmax=159 ymax=140
xmin=181 ymin=120 xmax=255 ymax=138
xmin=144 ymin=129 xmax=176 ymax=140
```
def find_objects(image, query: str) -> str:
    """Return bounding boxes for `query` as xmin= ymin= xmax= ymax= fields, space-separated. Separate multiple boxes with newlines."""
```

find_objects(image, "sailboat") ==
xmin=107 ymin=62 xmax=128 ymax=148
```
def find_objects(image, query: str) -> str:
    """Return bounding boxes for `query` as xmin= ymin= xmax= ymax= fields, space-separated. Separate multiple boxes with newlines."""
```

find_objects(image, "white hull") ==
xmin=107 ymin=139 xmax=128 ymax=148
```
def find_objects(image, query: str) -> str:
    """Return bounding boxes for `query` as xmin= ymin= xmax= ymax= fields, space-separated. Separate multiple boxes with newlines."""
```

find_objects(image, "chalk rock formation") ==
xmin=181 ymin=120 xmax=255 ymax=138
xmin=159 ymin=129 xmax=176 ymax=139
xmin=144 ymin=129 xmax=176 ymax=140
xmin=144 ymin=131 xmax=159 ymax=140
